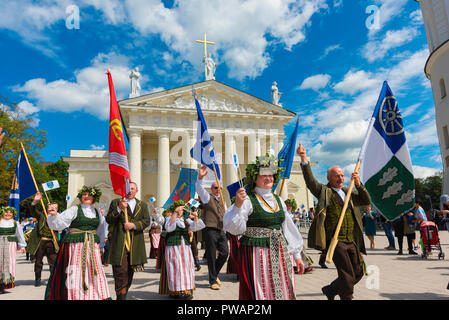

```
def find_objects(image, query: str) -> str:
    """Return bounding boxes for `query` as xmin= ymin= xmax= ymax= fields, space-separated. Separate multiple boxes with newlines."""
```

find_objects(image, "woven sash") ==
xmin=242 ymin=227 xmax=295 ymax=300
xmin=68 ymin=228 xmax=98 ymax=291
xmin=0 ymin=236 xmax=10 ymax=285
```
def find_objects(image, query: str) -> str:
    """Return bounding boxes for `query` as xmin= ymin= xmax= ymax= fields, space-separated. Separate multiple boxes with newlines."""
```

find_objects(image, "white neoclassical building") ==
xmin=417 ymin=0 xmax=449 ymax=194
xmin=63 ymin=79 xmax=314 ymax=211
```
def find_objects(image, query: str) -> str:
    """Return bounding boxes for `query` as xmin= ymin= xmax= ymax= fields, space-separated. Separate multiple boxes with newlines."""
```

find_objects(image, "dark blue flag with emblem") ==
xmin=272 ymin=116 xmax=300 ymax=192
xmin=190 ymin=97 xmax=221 ymax=180
xmin=359 ymin=81 xmax=415 ymax=220
xmin=8 ymin=149 xmax=38 ymax=220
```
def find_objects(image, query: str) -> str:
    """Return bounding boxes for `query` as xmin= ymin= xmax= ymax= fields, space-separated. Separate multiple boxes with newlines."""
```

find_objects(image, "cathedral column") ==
xmin=128 ymin=129 xmax=142 ymax=199
xmin=248 ymin=130 xmax=257 ymax=164
xmin=157 ymin=130 xmax=171 ymax=207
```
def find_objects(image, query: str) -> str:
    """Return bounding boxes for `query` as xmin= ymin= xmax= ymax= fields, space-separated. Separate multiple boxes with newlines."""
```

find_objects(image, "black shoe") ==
xmin=194 ymin=258 xmax=201 ymax=271
xmin=397 ymin=251 xmax=403 ymax=255
xmin=409 ymin=250 xmax=418 ymax=255
xmin=319 ymin=263 xmax=328 ymax=269
xmin=35 ymin=274 xmax=41 ymax=287
xmin=321 ymin=285 xmax=336 ymax=300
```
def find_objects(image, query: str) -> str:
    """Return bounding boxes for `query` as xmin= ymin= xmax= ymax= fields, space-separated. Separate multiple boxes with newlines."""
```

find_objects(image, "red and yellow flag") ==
xmin=107 ymin=70 xmax=130 ymax=198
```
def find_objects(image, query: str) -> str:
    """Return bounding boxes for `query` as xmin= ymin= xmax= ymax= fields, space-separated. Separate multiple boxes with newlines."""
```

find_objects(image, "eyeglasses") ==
xmin=212 ymin=187 xmax=219 ymax=190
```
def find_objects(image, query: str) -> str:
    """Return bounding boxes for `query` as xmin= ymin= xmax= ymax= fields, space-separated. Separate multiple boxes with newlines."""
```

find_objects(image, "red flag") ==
xmin=107 ymin=70 xmax=130 ymax=198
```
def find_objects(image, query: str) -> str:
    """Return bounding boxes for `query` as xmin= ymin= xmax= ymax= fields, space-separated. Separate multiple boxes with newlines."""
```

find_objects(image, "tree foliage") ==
xmin=0 ymin=98 xmax=47 ymax=207
xmin=415 ymin=171 xmax=443 ymax=211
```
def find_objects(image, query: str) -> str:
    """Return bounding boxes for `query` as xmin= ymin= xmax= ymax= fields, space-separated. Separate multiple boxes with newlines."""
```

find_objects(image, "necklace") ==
xmin=255 ymin=191 xmax=278 ymax=212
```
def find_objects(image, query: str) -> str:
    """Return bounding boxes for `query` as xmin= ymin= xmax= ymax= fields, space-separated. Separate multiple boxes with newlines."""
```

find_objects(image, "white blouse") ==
xmin=0 ymin=219 xmax=27 ymax=248
xmin=164 ymin=216 xmax=206 ymax=233
xmin=223 ymin=187 xmax=303 ymax=259
xmin=47 ymin=204 xmax=106 ymax=241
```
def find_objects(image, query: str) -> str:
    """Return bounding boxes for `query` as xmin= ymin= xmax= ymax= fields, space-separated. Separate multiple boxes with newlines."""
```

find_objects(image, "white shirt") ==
xmin=47 ymin=204 xmax=106 ymax=242
xmin=195 ymin=179 xmax=226 ymax=209
xmin=164 ymin=216 xmax=205 ymax=233
xmin=0 ymin=219 xmax=27 ymax=248
xmin=223 ymin=187 xmax=303 ymax=259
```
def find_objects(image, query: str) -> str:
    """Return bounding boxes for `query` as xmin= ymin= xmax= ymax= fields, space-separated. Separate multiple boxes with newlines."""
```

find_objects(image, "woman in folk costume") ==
xmin=160 ymin=200 xmax=205 ymax=300
xmin=149 ymin=208 xmax=163 ymax=259
xmin=226 ymin=197 xmax=240 ymax=276
xmin=45 ymin=186 xmax=110 ymax=300
xmin=224 ymin=154 xmax=305 ymax=300
xmin=284 ymin=198 xmax=314 ymax=274
xmin=0 ymin=206 xmax=26 ymax=293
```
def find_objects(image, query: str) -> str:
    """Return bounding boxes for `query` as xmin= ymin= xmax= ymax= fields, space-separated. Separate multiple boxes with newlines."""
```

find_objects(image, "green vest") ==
xmin=0 ymin=221 xmax=18 ymax=242
xmin=325 ymin=192 xmax=355 ymax=243
xmin=165 ymin=224 xmax=190 ymax=246
xmin=62 ymin=206 xmax=100 ymax=244
xmin=239 ymin=193 xmax=285 ymax=248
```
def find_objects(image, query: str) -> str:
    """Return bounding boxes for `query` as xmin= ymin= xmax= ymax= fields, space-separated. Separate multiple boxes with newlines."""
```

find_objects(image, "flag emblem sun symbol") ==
xmin=378 ymin=95 xmax=404 ymax=136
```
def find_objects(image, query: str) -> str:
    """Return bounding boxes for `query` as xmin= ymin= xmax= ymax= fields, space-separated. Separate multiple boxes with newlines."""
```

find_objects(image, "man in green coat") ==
xmin=28 ymin=192 xmax=59 ymax=287
xmin=106 ymin=182 xmax=150 ymax=300
xmin=297 ymin=144 xmax=371 ymax=300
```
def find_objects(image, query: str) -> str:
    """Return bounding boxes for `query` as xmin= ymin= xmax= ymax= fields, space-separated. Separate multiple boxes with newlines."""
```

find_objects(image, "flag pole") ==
xmin=279 ymin=177 xmax=286 ymax=197
xmin=211 ymin=159 xmax=226 ymax=210
xmin=20 ymin=142 xmax=59 ymax=253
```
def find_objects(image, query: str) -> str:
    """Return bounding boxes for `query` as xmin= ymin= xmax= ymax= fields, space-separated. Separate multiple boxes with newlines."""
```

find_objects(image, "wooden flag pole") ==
xmin=20 ymin=143 xmax=59 ymax=253
xmin=211 ymin=160 xmax=227 ymax=210
xmin=122 ymin=199 xmax=131 ymax=252
xmin=325 ymin=160 xmax=361 ymax=264
xmin=279 ymin=177 xmax=287 ymax=197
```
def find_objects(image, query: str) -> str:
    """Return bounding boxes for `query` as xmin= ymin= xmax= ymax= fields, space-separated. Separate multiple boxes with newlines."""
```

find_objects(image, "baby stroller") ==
xmin=419 ymin=221 xmax=445 ymax=260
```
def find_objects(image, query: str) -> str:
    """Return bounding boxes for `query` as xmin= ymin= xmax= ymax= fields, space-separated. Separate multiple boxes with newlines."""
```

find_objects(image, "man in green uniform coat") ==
xmin=297 ymin=144 xmax=371 ymax=300
xmin=106 ymin=182 xmax=150 ymax=300
xmin=28 ymin=192 xmax=59 ymax=287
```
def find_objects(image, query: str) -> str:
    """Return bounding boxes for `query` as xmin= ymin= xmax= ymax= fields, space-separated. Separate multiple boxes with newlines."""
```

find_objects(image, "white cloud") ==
xmin=367 ymin=0 xmax=408 ymax=38
xmin=333 ymin=70 xmax=379 ymax=95
xmin=122 ymin=0 xmax=328 ymax=80
xmin=413 ymin=165 xmax=441 ymax=179
xmin=90 ymin=144 xmax=105 ymax=150
xmin=298 ymin=74 xmax=331 ymax=91
xmin=18 ymin=100 xmax=39 ymax=114
xmin=318 ymin=44 xmax=342 ymax=60
xmin=363 ymin=27 xmax=419 ymax=62
xmin=13 ymin=52 xmax=137 ymax=120
xmin=410 ymin=9 xmax=423 ymax=25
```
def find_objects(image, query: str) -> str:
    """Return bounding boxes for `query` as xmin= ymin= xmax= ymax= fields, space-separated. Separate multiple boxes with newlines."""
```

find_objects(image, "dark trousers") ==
xmin=328 ymin=241 xmax=363 ymax=300
xmin=112 ymin=249 xmax=134 ymax=294
xmin=34 ymin=239 xmax=57 ymax=276
xmin=191 ymin=233 xmax=199 ymax=258
xmin=397 ymin=233 xmax=415 ymax=252
xmin=203 ymin=227 xmax=229 ymax=284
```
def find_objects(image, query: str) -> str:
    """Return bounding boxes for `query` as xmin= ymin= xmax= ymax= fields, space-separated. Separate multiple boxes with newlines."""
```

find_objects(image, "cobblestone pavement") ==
xmin=1 ymin=230 xmax=449 ymax=300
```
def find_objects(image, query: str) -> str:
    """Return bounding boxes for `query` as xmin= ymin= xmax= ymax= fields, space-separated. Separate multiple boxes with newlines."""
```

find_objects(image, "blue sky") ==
xmin=0 ymin=0 xmax=441 ymax=182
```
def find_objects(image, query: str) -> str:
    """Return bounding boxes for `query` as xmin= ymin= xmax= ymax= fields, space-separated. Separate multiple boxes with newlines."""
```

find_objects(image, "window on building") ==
xmin=440 ymin=78 xmax=447 ymax=99
xmin=443 ymin=125 xmax=449 ymax=149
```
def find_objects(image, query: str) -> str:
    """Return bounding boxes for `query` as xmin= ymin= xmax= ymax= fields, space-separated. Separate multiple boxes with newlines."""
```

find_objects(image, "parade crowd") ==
xmin=1 ymin=141 xmax=448 ymax=300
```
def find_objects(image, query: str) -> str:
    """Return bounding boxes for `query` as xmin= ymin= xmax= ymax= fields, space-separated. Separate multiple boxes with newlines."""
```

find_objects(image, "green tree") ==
xmin=0 ymin=98 xmax=47 ymax=207
xmin=414 ymin=171 xmax=443 ymax=212
xmin=44 ymin=159 xmax=69 ymax=210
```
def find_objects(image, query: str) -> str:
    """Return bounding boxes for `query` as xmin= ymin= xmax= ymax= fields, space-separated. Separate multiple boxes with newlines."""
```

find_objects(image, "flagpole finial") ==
xmin=192 ymin=87 xmax=197 ymax=99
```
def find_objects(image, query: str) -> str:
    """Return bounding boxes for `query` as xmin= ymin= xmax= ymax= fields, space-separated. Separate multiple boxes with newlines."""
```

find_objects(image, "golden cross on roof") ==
xmin=196 ymin=33 xmax=215 ymax=79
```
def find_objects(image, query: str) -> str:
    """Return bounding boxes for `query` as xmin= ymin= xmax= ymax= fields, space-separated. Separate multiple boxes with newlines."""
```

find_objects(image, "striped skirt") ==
xmin=239 ymin=245 xmax=296 ymax=300
xmin=45 ymin=242 xmax=110 ymax=300
xmin=163 ymin=238 xmax=195 ymax=295
xmin=0 ymin=241 xmax=17 ymax=290
xmin=149 ymin=231 xmax=161 ymax=259
xmin=226 ymin=234 xmax=240 ymax=274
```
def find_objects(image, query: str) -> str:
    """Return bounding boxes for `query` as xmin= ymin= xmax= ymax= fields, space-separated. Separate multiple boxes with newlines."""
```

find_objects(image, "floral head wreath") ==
xmin=0 ymin=206 xmax=18 ymax=218
xmin=169 ymin=200 xmax=186 ymax=213
xmin=77 ymin=185 xmax=102 ymax=203
xmin=245 ymin=153 xmax=284 ymax=192
xmin=284 ymin=198 xmax=297 ymax=212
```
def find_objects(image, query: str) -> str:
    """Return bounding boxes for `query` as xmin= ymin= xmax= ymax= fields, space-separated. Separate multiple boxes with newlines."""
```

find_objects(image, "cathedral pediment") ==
xmin=119 ymin=80 xmax=295 ymax=118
